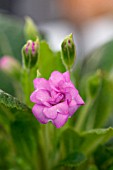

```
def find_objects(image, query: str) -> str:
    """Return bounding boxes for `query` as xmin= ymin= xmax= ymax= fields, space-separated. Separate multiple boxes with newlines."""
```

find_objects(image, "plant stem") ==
xmin=21 ymin=68 xmax=33 ymax=106
xmin=75 ymin=99 xmax=92 ymax=132
xmin=39 ymin=124 xmax=54 ymax=170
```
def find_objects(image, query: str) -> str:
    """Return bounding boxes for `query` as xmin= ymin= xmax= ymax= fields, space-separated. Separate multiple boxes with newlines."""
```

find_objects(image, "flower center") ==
xmin=49 ymin=93 xmax=65 ymax=106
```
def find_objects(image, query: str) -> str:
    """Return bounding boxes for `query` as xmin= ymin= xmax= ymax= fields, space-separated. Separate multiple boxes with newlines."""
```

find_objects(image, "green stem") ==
xmin=75 ymin=99 xmax=92 ymax=132
xmin=39 ymin=124 xmax=54 ymax=170
xmin=21 ymin=68 xmax=33 ymax=106
xmin=38 ymin=126 xmax=48 ymax=170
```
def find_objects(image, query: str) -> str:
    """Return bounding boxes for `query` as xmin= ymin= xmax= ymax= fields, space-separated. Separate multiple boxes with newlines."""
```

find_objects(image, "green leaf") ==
xmin=57 ymin=128 xmax=86 ymax=168
xmin=0 ymin=14 xmax=25 ymax=61
xmin=60 ymin=128 xmax=113 ymax=157
xmin=93 ymin=75 xmax=113 ymax=128
xmin=0 ymin=89 xmax=30 ymax=112
xmin=109 ymin=166 xmax=113 ymax=170
xmin=80 ymin=128 xmax=113 ymax=155
xmin=87 ymin=165 xmax=99 ymax=170
xmin=79 ymin=40 xmax=113 ymax=77
xmin=0 ymin=89 xmax=39 ymax=169
xmin=94 ymin=145 xmax=113 ymax=170
xmin=38 ymin=41 xmax=66 ymax=79
xmin=0 ymin=71 xmax=15 ymax=95
xmin=60 ymin=128 xmax=82 ymax=156
xmin=58 ymin=152 xmax=86 ymax=168
xmin=77 ymin=71 xmax=113 ymax=130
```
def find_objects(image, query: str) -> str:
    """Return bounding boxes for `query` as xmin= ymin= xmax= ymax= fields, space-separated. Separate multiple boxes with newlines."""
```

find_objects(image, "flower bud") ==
xmin=61 ymin=33 xmax=76 ymax=70
xmin=22 ymin=39 xmax=39 ymax=69
xmin=24 ymin=16 xmax=38 ymax=41
xmin=0 ymin=56 xmax=20 ymax=75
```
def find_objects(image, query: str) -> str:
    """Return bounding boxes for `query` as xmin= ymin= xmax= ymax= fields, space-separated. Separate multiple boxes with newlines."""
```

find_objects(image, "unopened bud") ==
xmin=22 ymin=39 xmax=39 ymax=69
xmin=61 ymin=33 xmax=76 ymax=70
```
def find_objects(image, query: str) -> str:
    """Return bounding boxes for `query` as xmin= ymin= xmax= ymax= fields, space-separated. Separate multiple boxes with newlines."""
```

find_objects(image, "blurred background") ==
xmin=1 ymin=0 xmax=113 ymax=58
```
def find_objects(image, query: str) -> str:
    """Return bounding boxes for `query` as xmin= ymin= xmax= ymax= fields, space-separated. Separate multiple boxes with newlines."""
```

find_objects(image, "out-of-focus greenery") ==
xmin=0 ymin=14 xmax=25 ymax=95
xmin=0 ymin=14 xmax=25 ymax=61
xmin=0 ymin=14 xmax=113 ymax=170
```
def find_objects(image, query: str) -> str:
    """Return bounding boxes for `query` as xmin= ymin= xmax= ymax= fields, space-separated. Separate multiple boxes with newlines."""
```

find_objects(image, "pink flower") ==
xmin=30 ymin=71 xmax=84 ymax=128
xmin=0 ymin=56 xmax=20 ymax=73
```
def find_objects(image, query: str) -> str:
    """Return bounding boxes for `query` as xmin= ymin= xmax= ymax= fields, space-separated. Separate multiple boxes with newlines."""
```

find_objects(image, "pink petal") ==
xmin=68 ymin=100 xmax=80 ymax=116
xmin=43 ymin=106 xmax=58 ymax=119
xmin=33 ymin=78 xmax=50 ymax=91
xmin=32 ymin=104 xmax=48 ymax=124
xmin=52 ymin=114 xmax=68 ymax=128
xmin=75 ymin=94 xmax=85 ymax=105
xmin=49 ymin=71 xmax=64 ymax=89
xmin=43 ymin=102 xmax=68 ymax=119
xmin=30 ymin=89 xmax=51 ymax=107
xmin=63 ymin=71 xmax=70 ymax=82
xmin=65 ymin=93 xmax=72 ymax=103
xmin=65 ymin=87 xmax=78 ymax=99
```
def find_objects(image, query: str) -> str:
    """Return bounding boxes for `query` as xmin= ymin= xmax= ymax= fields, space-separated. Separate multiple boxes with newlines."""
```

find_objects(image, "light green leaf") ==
xmin=38 ymin=41 xmax=66 ymax=79
xmin=80 ymin=127 xmax=113 ymax=155
xmin=60 ymin=127 xmax=113 ymax=162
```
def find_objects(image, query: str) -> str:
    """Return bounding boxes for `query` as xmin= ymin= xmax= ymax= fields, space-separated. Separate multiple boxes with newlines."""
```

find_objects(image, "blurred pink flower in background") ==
xmin=0 ymin=56 xmax=20 ymax=74
xmin=30 ymin=71 xmax=84 ymax=128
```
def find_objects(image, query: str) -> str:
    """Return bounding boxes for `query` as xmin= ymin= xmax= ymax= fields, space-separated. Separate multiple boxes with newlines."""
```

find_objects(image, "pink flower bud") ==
xmin=22 ymin=39 xmax=39 ymax=69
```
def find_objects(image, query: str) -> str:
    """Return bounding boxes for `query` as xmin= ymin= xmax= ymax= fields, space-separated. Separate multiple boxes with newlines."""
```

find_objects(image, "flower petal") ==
xmin=63 ymin=71 xmax=70 ymax=82
xmin=52 ymin=114 xmax=68 ymax=128
xmin=49 ymin=71 xmax=64 ymax=90
xmin=30 ymin=89 xmax=51 ymax=107
xmin=68 ymin=100 xmax=79 ymax=116
xmin=33 ymin=78 xmax=50 ymax=91
xmin=43 ymin=102 xmax=68 ymax=119
xmin=32 ymin=104 xmax=48 ymax=124
xmin=75 ymin=94 xmax=85 ymax=105
xmin=43 ymin=106 xmax=58 ymax=120
xmin=65 ymin=87 xmax=78 ymax=99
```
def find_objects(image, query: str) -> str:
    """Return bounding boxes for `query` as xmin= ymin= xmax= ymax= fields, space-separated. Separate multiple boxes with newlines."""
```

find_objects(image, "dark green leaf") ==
xmin=0 ymin=89 xmax=39 ymax=169
xmin=0 ymin=89 xmax=30 ymax=112
xmin=58 ymin=151 xmax=86 ymax=167
xmin=60 ymin=128 xmax=82 ymax=156
xmin=93 ymin=75 xmax=113 ymax=128
xmin=94 ymin=144 xmax=113 ymax=170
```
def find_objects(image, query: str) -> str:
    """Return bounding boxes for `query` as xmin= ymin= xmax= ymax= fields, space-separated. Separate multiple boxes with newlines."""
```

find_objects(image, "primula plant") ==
xmin=0 ymin=16 xmax=113 ymax=170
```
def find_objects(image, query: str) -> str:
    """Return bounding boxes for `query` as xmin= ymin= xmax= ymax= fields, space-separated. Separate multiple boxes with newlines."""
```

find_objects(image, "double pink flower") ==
xmin=30 ymin=71 xmax=84 ymax=128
